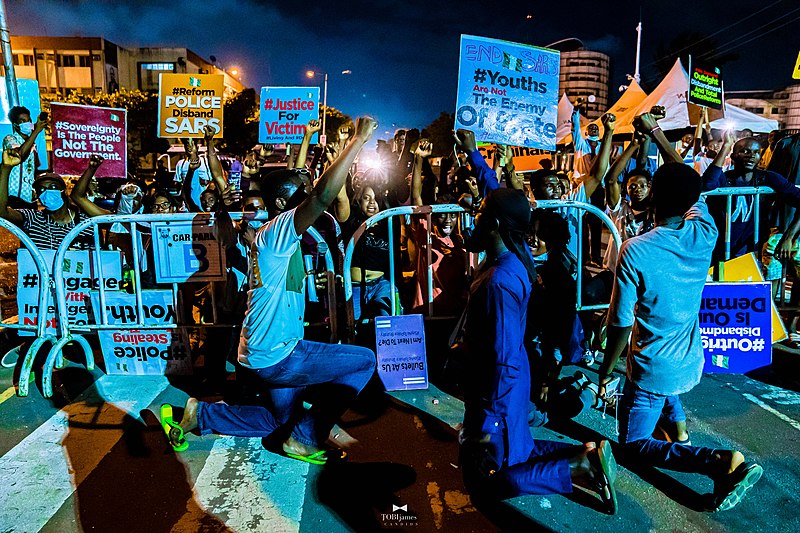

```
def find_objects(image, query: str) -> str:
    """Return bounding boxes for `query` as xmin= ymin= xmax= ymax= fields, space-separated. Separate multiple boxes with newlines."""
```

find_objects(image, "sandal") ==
xmin=160 ymin=404 xmax=189 ymax=452
xmin=590 ymin=440 xmax=618 ymax=515
xmin=285 ymin=450 xmax=330 ymax=465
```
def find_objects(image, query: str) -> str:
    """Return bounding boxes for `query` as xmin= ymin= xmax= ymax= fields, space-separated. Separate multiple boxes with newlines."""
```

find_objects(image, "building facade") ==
xmin=558 ymin=49 xmax=610 ymax=120
xmin=726 ymin=85 xmax=800 ymax=131
xmin=1 ymin=36 xmax=244 ymax=98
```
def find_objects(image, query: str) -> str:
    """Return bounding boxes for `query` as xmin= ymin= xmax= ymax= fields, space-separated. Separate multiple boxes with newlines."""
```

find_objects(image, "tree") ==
xmin=421 ymin=112 xmax=455 ymax=158
xmin=220 ymin=88 xmax=259 ymax=155
xmin=320 ymin=105 xmax=353 ymax=141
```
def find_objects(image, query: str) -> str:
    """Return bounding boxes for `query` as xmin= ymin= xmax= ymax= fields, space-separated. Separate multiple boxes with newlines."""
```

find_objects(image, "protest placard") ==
xmin=794 ymin=51 xmax=800 ymax=80
xmin=50 ymin=102 xmax=126 ymax=178
xmin=688 ymin=57 xmax=723 ymax=110
xmin=375 ymin=315 xmax=428 ymax=391
xmin=477 ymin=143 xmax=552 ymax=172
xmin=455 ymin=35 xmax=560 ymax=150
xmin=259 ymin=87 xmax=320 ymax=144
xmin=158 ymin=73 xmax=224 ymax=138
xmin=17 ymin=249 xmax=123 ymax=336
xmin=700 ymin=282 xmax=772 ymax=373
xmin=718 ymin=252 xmax=787 ymax=343
xmin=89 ymin=290 xmax=192 ymax=375
xmin=150 ymin=219 xmax=226 ymax=283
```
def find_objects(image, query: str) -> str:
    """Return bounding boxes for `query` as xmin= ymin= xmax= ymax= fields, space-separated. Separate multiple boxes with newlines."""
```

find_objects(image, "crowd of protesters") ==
xmin=3 ymin=97 xmax=797 ymax=515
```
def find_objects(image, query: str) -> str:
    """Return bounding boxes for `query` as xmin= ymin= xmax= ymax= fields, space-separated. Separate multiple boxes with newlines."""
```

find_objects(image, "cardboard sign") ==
xmin=89 ymin=290 xmax=192 ymax=375
xmin=150 ymin=220 xmax=226 ymax=283
xmin=0 ymin=77 xmax=48 ymax=203
xmin=688 ymin=57 xmax=723 ymax=110
xmin=50 ymin=102 xmax=127 ymax=178
xmin=455 ymin=34 xmax=560 ymax=150
xmin=717 ymin=252 xmax=787 ymax=343
xmin=375 ymin=314 xmax=428 ymax=391
xmin=17 ymin=249 xmax=123 ymax=336
xmin=259 ymin=87 xmax=320 ymax=144
xmin=158 ymin=73 xmax=224 ymax=138
xmin=700 ymin=283 xmax=772 ymax=373
xmin=794 ymin=51 xmax=800 ymax=80
xmin=477 ymin=143 xmax=552 ymax=172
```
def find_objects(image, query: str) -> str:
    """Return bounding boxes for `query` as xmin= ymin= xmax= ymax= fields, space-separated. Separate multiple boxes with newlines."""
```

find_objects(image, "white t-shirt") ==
xmin=608 ymin=200 xmax=718 ymax=396
xmin=238 ymin=209 xmax=306 ymax=368
xmin=603 ymin=197 xmax=650 ymax=271
xmin=3 ymin=132 xmax=36 ymax=203
xmin=174 ymin=157 xmax=212 ymax=207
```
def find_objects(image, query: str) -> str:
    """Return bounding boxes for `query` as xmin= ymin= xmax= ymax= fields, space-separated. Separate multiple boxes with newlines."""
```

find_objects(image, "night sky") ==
xmin=9 ymin=0 xmax=799 ymax=140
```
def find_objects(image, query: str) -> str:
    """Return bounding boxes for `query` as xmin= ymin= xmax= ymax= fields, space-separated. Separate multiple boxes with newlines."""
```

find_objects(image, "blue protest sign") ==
xmin=150 ymin=219 xmax=226 ymax=283
xmin=455 ymin=35 xmax=560 ymax=150
xmin=259 ymin=87 xmax=320 ymax=144
xmin=700 ymin=282 xmax=772 ymax=373
xmin=375 ymin=314 xmax=428 ymax=391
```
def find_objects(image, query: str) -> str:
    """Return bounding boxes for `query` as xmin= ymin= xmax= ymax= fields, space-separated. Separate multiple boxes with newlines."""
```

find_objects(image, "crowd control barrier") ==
xmin=38 ymin=212 xmax=336 ymax=398
xmin=0 ymin=218 xmax=60 ymax=394
xmin=701 ymin=186 xmax=775 ymax=261
xmin=534 ymin=199 xmax=623 ymax=311
xmin=342 ymin=201 xmax=623 ymax=340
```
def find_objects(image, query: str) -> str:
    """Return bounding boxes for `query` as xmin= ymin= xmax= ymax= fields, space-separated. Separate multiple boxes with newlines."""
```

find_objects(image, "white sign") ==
xmin=17 ymin=249 xmax=122 ymax=336
xmin=150 ymin=220 xmax=226 ymax=283
xmin=89 ymin=290 xmax=192 ymax=375
xmin=375 ymin=314 xmax=428 ymax=391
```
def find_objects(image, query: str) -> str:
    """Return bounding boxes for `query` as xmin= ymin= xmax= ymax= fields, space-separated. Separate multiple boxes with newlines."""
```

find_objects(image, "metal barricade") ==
xmin=40 ymin=212 xmax=336 ymax=398
xmin=341 ymin=201 xmax=624 ymax=340
xmin=0 ymin=218 xmax=60 ymax=395
xmin=701 ymin=186 xmax=775 ymax=261
xmin=534 ymin=199 xmax=623 ymax=311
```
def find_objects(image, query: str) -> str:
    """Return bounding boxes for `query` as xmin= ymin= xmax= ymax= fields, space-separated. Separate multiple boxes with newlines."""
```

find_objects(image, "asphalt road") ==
xmin=0 ymin=341 xmax=798 ymax=533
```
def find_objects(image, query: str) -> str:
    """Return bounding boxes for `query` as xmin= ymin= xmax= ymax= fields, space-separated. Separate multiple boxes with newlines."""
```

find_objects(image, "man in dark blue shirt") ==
xmin=458 ymin=186 xmax=618 ymax=514
xmin=702 ymin=132 xmax=800 ymax=264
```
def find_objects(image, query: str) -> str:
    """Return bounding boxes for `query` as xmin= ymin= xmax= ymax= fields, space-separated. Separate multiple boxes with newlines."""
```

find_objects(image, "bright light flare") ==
xmin=306 ymin=70 xmax=315 ymax=78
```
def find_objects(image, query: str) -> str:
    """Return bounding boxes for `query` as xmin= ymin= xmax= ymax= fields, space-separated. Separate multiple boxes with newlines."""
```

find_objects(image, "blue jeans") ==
xmin=461 ymin=433 xmax=573 ymax=497
xmin=352 ymin=278 xmax=394 ymax=321
xmin=197 ymin=340 xmax=376 ymax=447
xmin=619 ymin=380 xmax=719 ymax=475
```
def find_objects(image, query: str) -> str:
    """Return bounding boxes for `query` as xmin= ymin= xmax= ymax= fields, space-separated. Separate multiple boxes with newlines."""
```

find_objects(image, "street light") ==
xmin=306 ymin=69 xmax=351 ymax=145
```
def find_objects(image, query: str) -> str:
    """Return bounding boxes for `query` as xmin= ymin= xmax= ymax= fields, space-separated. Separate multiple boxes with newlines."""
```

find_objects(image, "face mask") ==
xmin=39 ymin=189 xmax=65 ymax=211
xmin=587 ymin=135 xmax=599 ymax=142
xmin=118 ymin=192 xmax=143 ymax=215
xmin=248 ymin=220 xmax=263 ymax=230
xmin=18 ymin=122 xmax=34 ymax=136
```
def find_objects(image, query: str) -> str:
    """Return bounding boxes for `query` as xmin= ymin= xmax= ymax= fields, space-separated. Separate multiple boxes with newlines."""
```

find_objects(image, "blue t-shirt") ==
xmin=609 ymin=201 xmax=717 ymax=395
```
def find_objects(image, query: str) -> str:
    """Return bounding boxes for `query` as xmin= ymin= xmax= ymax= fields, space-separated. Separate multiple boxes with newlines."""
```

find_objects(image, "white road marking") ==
xmin=173 ymin=436 xmax=308 ymax=533
xmin=743 ymin=393 xmax=800 ymax=432
xmin=0 ymin=376 xmax=169 ymax=533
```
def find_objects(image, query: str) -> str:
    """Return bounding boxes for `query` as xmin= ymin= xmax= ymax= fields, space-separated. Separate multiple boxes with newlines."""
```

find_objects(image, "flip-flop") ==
xmin=713 ymin=462 xmax=763 ymax=512
xmin=160 ymin=404 xmax=189 ymax=452
xmin=285 ymin=450 xmax=329 ymax=465
xmin=591 ymin=440 xmax=619 ymax=515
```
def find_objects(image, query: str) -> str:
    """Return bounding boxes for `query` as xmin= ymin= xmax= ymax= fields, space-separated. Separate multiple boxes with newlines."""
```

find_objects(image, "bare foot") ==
xmin=282 ymin=435 xmax=323 ymax=457
xmin=179 ymin=397 xmax=199 ymax=433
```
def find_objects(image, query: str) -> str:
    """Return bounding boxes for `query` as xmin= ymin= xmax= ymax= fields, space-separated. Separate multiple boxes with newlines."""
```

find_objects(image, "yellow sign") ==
xmin=718 ymin=253 xmax=788 ymax=343
xmin=794 ymin=51 xmax=800 ymax=80
xmin=158 ymin=74 xmax=224 ymax=138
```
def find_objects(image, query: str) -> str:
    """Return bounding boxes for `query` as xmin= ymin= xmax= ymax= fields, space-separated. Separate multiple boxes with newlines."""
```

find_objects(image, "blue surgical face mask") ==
xmin=39 ymin=189 xmax=65 ymax=211
xmin=18 ymin=122 xmax=34 ymax=136
xmin=248 ymin=220 xmax=263 ymax=230
xmin=587 ymin=135 xmax=600 ymax=142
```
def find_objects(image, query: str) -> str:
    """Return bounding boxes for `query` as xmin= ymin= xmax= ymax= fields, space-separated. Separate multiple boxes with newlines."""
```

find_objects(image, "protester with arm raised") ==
xmin=69 ymin=155 xmax=108 ymax=217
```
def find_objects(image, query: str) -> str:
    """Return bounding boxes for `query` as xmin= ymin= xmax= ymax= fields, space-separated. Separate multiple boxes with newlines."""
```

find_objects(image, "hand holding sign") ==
xmin=454 ymin=129 xmax=478 ymax=153
xmin=203 ymin=125 xmax=216 ymax=145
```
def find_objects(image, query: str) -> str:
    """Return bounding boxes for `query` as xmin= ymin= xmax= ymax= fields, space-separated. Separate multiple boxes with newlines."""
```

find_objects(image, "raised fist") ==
xmin=2 ymin=148 xmax=21 ymax=167
xmin=650 ymin=105 xmax=666 ymax=121
xmin=354 ymin=116 xmax=378 ymax=142
xmin=454 ymin=129 xmax=477 ymax=153
xmin=36 ymin=112 xmax=49 ymax=128
xmin=306 ymin=119 xmax=322 ymax=135
xmin=203 ymin=125 xmax=216 ymax=142
xmin=89 ymin=154 xmax=104 ymax=168
xmin=602 ymin=112 xmax=617 ymax=131
xmin=415 ymin=139 xmax=433 ymax=158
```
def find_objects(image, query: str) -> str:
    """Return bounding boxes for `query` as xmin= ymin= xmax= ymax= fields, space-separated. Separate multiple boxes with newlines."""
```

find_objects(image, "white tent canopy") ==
xmin=710 ymin=104 xmax=779 ymax=134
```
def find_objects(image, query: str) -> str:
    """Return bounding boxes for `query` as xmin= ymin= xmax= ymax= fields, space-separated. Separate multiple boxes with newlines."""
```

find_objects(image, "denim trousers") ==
xmin=352 ymin=278 xmax=394 ymax=321
xmin=197 ymin=340 xmax=376 ymax=447
xmin=619 ymin=380 xmax=720 ymax=475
